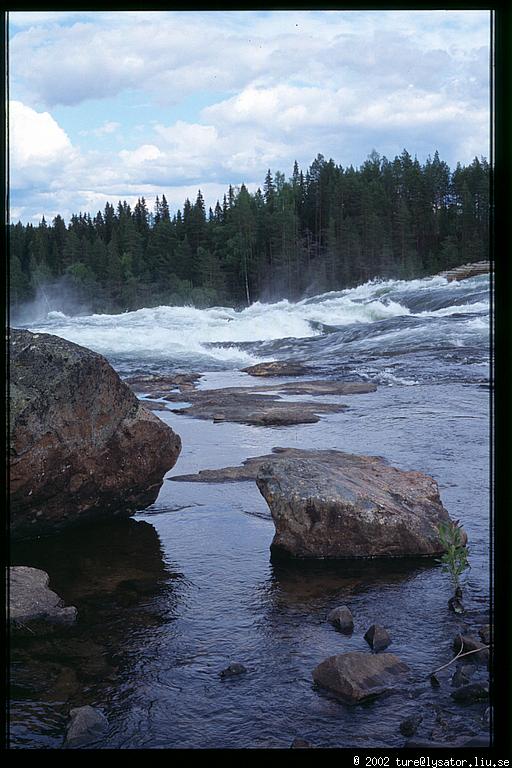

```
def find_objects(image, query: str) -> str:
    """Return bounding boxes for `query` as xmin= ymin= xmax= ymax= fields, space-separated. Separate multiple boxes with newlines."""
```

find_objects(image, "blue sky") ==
xmin=8 ymin=9 xmax=490 ymax=224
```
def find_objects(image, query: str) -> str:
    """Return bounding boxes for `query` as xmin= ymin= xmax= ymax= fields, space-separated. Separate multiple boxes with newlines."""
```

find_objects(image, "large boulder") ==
xmin=256 ymin=450 xmax=457 ymax=559
xmin=9 ymin=566 xmax=77 ymax=634
xmin=312 ymin=651 xmax=409 ymax=703
xmin=9 ymin=329 xmax=181 ymax=538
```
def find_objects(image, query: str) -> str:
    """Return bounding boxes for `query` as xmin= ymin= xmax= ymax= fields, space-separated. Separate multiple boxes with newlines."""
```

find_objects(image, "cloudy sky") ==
xmin=8 ymin=9 xmax=490 ymax=224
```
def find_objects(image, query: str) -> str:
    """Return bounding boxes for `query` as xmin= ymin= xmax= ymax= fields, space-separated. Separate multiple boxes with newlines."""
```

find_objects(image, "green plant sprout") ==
xmin=437 ymin=519 xmax=470 ymax=594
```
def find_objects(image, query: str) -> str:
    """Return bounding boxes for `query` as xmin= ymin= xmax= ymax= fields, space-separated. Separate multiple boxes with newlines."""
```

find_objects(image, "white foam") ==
xmin=23 ymin=274 xmax=490 ymax=364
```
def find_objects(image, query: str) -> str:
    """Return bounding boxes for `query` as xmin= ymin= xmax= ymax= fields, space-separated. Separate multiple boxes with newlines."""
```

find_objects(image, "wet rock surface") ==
xmin=159 ymin=378 xmax=376 ymax=427
xmin=312 ymin=651 xmax=409 ymax=703
xmin=453 ymin=634 xmax=489 ymax=665
xmin=242 ymin=361 xmax=313 ymax=377
xmin=169 ymin=389 xmax=348 ymax=426
xmin=255 ymin=449 xmax=455 ymax=559
xmin=9 ymin=329 xmax=181 ymax=538
xmin=9 ymin=566 xmax=77 ymax=635
xmin=364 ymin=624 xmax=392 ymax=652
xmin=451 ymin=682 xmax=489 ymax=704
xmin=220 ymin=663 xmax=247 ymax=678
xmin=327 ymin=605 xmax=354 ymax=634
xmin=125 ymin=372 xmax=202 ymax=397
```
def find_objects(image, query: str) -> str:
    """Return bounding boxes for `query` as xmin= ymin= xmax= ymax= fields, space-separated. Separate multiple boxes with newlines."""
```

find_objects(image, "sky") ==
xmin=8 ymin=9 xmax=490 ymax=225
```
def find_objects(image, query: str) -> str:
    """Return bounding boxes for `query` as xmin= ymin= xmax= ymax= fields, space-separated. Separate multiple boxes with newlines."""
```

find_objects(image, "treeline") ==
xmin=9 ymin=149 xmax=489 ymax=314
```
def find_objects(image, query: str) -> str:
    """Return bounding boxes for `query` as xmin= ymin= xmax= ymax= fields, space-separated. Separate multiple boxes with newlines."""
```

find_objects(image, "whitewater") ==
xmin=20 ymin=273 xmax=490 ymax=386
xmin=10 ymin=271 xmax=492 ymax=749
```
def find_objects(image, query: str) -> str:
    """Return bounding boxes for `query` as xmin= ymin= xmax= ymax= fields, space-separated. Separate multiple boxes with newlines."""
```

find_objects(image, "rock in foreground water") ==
xmin=364 ymin=624 xmax=392 ymax=652
xmin=312 ymin=651 xmax=408 ymax=703
xmin=64 ymin=706 xmax=108 ymax=748
xmin=327 ymin=606 xmax=354 ymax=634
xmin=256 ymin=450 xmax=455 ymax=559
xmin=9 ymin=566 xmax=77 ymax=634
xmin=9 ymin=329 xmax=181 ymax=538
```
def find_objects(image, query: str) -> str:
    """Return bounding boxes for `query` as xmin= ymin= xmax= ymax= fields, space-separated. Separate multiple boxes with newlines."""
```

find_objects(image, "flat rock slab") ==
xmin=242 ymin=361 xmax=313 ymax=377
xmin=9 ymin=566 xmax=77 ymax=634
xmin=312 ymin=651 xmax=409 ymax=703
xmin=125 ymin=372 xmax=202 ymax=398
xmin=169 ymin=446 xmax=340 ymax=483
xmin=169 ymin=390 xmax=348 ymax=426
xmin=255 ymin=449 xmax=455 ymax=558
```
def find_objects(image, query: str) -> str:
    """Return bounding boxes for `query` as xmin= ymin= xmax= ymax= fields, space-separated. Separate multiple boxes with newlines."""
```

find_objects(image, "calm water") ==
xmin=10 ymin=275 xmax=491 ymax=748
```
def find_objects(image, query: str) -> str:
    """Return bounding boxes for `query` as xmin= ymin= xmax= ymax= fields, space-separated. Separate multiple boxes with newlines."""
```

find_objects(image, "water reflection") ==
xmin=9 ymin=518 xmax=185 ymax=749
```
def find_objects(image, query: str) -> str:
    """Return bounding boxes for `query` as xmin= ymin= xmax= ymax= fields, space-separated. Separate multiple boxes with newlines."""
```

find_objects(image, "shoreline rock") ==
xmin=9 ymin=566 xmax=77 ymax=635
xmin=256 ymin=449 xmax=457 ymax=559
xmin=9 ymin=329 xmax=181 ymax=538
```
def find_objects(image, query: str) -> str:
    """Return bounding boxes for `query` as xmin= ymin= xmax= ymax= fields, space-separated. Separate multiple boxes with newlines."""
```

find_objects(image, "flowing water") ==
xmin=10 ymin=274 xmax=492 ymax=748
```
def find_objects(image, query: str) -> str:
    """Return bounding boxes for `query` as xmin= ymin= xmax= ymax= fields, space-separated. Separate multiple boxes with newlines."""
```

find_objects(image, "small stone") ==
xmin=430 ymin=674 xmax=441 ymax=688
xmin=364 ymin=624 xmax=391 ymax=652
xmin=64 ymin=705 xmax=108 ymax=748
xmin=327 ymin=606 xmax=354 ymax=634
xmin=290 ymin=738 xmax=312 ymax=748
xmin=451 ymin=682 xmax=489 ymax=703
xmin=399 ymin=714 xmax=423 ymax=737
xmin=483 ymin=706 xmax=492 ymax=725
xmin=220 ymin=663 xmax=247 ymax=678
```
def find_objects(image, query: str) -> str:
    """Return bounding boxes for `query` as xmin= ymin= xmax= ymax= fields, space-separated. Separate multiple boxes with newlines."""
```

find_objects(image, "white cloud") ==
xmin=8 ymin=11 xmax=490 ymax=223
xmin=9 ymin=100 xmax=75 ymax=169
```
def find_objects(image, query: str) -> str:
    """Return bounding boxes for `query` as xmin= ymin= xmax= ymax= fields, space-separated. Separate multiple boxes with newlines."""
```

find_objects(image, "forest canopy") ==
xmin=9 ymin=149 xmax=489 ymax=315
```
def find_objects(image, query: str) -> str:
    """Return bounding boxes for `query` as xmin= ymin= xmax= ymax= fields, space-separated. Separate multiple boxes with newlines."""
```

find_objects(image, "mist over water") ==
xmin=17 ymin=273 xmax=490 ymax=385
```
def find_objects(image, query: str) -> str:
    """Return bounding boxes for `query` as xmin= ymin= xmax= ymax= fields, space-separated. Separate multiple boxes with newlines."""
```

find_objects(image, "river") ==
xmin=10 ymin=274 xmax=492 ymax=748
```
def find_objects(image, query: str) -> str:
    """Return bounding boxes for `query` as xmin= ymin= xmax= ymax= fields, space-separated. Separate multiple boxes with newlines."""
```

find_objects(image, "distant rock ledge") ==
xmin=438 ymin=261 xmax=490 ymax=282
xmin=9 ymin=329 xmax=181 ymax=538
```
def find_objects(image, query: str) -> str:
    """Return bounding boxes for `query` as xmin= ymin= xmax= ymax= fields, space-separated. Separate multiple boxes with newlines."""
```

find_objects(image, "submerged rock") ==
xmin=290 ymin=737 xmax=312 ymax=748
xmin=364 ymin=624 xmax=391 ymax=652
xmin=451 ymin=664 xmax=475 ymax=687
xmin=256 ymin=449 xmax=456 ymax=559
xmin=451 ymin=682 xmax=489 ymax=703
xmin=9 ymin=329 xmax=181 ymax=538
xmin=312 ymin=651 xmax=408 ymax=703
xmin=9 ymin=566 xmax=77 ymax=635
xmin=327 ymin=605 xmax=354 ymax=634
xmin=399 ymin=713 xmax=423 ymax=737
xmin=220 ymin=663 xmax=247 ymax=678
xmin=64 ymin=705 xmax=108 ymax=748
